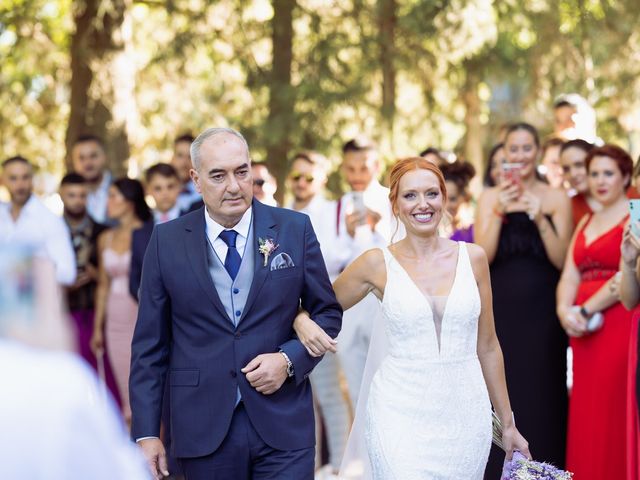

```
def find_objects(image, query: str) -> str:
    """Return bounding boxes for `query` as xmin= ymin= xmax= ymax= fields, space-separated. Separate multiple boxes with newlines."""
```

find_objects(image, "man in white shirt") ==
xmin=286 ymin=151 xmax=351 ymax=475
xmin=71 ymin=135 xmax=112 ymax=224
xmin=336 ymin=137 xmax=396 ymax=408
xmin=0 ymin=156 xmax=76 ymax=285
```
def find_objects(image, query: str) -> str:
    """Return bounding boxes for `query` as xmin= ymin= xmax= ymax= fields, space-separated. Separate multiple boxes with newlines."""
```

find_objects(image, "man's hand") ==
xmin=241 ymin=353 xmax=288 ymax=394
xmin=365 ymin=208 xmax=381 ymax=231
xmin=346 ymin=208 xmax=382 ymax=237
xmin=345 ymin=211 xmax=366 ymax=237
xmin=68 ymin=265 xmax=98 ymax=291
xmin=138 ymin=438 xmax=169 ymax=480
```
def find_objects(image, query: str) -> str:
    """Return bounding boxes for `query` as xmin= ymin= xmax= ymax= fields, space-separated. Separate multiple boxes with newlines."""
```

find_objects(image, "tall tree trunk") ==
xmin=462 ymin=61 xmax=484 ymax=196
xmin=266 ymin=0 xmax=296 ymax=205
xmin=65 ymin=0 xmax=136 ymax=177
xmin=378 ymin=0 xmax=396 ymax=154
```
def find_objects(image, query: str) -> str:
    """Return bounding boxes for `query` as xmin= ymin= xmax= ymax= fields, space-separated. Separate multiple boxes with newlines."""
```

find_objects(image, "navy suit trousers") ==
xmin=179 ymin=403 xmax=314 ymax=480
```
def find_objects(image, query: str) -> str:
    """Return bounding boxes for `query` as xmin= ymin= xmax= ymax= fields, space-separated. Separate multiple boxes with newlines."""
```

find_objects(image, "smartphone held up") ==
xmin=629 ymin=199 xmax=640 ymax=237
xmin=501 ymin=162 xmax=524 ymax=190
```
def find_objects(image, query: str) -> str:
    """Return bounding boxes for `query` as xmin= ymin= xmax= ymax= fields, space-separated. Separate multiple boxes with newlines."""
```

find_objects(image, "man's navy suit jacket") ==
xmin=129 ymin=220 xmax=154 ymax=302
xmin=129 ymin=199 xmax=342 ymax=458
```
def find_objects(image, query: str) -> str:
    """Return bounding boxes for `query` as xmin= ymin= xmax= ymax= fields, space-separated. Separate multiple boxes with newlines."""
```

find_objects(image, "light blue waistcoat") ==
xmin=205 ymin=223 xmax=255 ymax=327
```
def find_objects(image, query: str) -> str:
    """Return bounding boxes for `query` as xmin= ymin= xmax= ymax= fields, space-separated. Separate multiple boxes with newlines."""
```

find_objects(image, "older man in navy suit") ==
xmin=129 ymin=127 xmax=342 ymax=480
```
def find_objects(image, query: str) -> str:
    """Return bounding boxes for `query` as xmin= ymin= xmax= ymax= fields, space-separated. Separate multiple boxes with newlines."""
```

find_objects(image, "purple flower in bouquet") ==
xmin=501 ymin=451 xmax=573 ymax=480
xmin=492 ymin=412 xmax=573 ymax=480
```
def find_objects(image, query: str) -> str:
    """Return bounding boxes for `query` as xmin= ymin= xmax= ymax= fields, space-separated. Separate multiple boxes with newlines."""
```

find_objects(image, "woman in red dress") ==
xmin=556 ymin=144 xmax=636 ymax=479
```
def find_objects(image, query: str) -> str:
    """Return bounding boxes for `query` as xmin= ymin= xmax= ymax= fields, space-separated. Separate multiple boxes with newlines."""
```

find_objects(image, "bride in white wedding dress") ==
xmin=294 ymin=157 xmax=530 ymax=479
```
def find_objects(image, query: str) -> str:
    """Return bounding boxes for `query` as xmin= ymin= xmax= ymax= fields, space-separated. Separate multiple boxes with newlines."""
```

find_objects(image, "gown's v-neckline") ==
xmin=386 ymin=243 xmax=462 ymax=353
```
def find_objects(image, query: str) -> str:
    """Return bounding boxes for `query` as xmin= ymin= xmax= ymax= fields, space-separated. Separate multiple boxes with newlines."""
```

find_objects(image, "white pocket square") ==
xmin=270 ymin=252 xmax=295 ymax=271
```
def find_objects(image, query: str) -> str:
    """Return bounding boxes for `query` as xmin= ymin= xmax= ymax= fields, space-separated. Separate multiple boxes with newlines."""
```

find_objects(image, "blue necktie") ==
xmin=219 ymin=230 xmax=241 ymax=280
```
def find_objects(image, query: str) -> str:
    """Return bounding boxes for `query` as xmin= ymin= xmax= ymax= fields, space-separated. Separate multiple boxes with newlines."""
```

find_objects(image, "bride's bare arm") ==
xmin=469 ymin=244 xmax=530 ymax=460
xmin=294 ymin=249 xmax=385 ymax=357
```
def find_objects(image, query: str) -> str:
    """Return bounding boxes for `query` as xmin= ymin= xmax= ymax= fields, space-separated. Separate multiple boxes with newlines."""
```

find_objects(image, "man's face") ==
xmin=341 ymin=149 xmax=378 ymax=192
xmin=172 ymin=141 xmax=193 ymax=184
xmin=71 ymin=141 xmax=107 ymax=183
xmin=191 ymin=134 xmax=253 ymax=227
xmin=147 ymin=175 xmax=181 ymax=213
xmin=60 ymin=184 xmax=88 ymax=217
xmin=554 ymin=105 xmax=577 ymax=138
xmin=2 ymin=162 xmax=33 ymax=206
xmin=251 ymin=164 xmax=277 ymax=201
xmin=288 ymin=159 xmax=325 ymax=203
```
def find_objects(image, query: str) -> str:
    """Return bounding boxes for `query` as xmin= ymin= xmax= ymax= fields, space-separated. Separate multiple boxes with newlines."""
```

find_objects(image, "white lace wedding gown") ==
xmin=342 ymin=242 xmax=492 ymax=479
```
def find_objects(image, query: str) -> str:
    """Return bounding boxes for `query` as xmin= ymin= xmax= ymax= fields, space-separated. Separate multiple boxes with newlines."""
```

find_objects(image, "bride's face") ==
xmin=396 ymin=169 xmax=444 ymax=234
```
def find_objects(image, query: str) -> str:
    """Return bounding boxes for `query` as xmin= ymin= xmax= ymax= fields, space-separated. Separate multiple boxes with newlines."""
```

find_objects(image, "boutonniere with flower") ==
xmin=258 ymin=237 xmax=279 ymax=267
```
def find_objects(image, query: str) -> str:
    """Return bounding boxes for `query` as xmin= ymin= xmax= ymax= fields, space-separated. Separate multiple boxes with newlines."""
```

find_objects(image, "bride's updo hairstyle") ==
xmin=388 ymin=157 xmax=448 ymax=217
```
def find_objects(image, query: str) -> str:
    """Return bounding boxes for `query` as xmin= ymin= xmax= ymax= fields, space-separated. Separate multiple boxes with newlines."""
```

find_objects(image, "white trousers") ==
xmin=311 ymin=352 xmax=351 ymax=471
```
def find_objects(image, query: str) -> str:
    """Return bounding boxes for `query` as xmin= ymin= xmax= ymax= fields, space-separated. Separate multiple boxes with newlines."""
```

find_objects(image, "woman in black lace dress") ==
xmin=475 ymin=123 xmax=573 ymax=478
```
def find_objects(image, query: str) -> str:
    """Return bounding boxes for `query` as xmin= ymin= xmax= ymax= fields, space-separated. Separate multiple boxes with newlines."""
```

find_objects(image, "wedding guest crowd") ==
xmin=3 ymin=92 xmax=640 ymax=480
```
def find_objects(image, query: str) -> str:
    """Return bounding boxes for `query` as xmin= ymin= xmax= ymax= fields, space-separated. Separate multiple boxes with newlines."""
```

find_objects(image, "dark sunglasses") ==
xmin=253 ymin=179 xmax=266 ymax=187
xmin=289 ymin=172 xmax=314 ymax=183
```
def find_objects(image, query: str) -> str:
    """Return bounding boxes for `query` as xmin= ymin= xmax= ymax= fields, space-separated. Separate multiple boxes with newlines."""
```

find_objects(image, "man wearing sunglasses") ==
xmin=252 ymin=163 xmax=278 ymax=207
xmin=286 ymin=151 xmax=351 ymax=477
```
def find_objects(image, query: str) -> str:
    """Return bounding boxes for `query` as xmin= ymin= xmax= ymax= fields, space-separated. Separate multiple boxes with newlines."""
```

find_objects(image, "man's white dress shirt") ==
xmin=288 ymin=194 xmax=349 ymax=280
xmin=87 ymin=171 xmax=112 ymax=224
xmin=204 ymin=206 xmax=252 ymax=261
xmin=154 ymin=204 xmax=182 ymax=225
xmin=0 ymin=196 xmax=76 ymax=285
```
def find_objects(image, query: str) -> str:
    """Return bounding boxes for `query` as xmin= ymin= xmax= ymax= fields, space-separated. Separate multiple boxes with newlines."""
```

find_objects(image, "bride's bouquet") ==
xmin=492 ymin=412 xmax=573 ymax=480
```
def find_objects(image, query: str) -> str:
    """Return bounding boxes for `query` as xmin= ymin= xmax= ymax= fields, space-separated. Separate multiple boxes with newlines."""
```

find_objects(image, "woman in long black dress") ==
xmin=475 ymin=123 xmax=573 ymax=478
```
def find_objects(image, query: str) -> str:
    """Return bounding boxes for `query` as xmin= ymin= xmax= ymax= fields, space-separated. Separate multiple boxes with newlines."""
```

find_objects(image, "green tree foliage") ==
xmin=0 ymin=0 xmax=71 ymax=172
xmin=1 ymin=0 xmax=639 ymax=196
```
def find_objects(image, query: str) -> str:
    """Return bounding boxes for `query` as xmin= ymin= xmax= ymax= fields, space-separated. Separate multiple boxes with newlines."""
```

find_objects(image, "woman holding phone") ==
xmin=620 ymin=182 xmax=640 ymax=480
xmin=475 ymin=122 xmax=573 ymax=477
xmin=556 ymin=144 xmax=636 ymax=478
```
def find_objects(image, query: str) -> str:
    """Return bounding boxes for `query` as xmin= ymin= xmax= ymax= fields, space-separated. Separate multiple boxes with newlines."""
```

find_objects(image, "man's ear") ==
xmin=190 ymin=168 xmax=201 ymax=194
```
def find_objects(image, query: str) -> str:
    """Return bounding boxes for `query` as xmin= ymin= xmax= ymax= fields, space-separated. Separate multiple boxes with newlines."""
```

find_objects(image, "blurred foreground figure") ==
xmin=0 ymin=248 xmax=149 ymax=480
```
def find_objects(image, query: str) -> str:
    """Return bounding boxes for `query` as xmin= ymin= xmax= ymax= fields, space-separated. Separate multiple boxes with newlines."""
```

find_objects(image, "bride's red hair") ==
xmin=388 ymin=157 xmax=448 ymax=216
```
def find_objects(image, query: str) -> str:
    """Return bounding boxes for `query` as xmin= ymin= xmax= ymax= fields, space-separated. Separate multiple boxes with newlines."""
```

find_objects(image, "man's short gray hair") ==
xmin=190 ymin=127 xmax=250 ymax=170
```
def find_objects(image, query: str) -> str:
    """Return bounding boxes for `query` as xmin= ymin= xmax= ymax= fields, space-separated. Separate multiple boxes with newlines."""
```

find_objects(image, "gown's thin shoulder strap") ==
xmin=457 ymin=241 xmax=472 ymax=277
xmin=379 ymin=246 xmax=392 ymax=269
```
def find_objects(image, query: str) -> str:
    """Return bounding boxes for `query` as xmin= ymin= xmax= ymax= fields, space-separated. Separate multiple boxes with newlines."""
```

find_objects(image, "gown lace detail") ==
xmin=352 ymin=242 xmax=492 ymax=479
